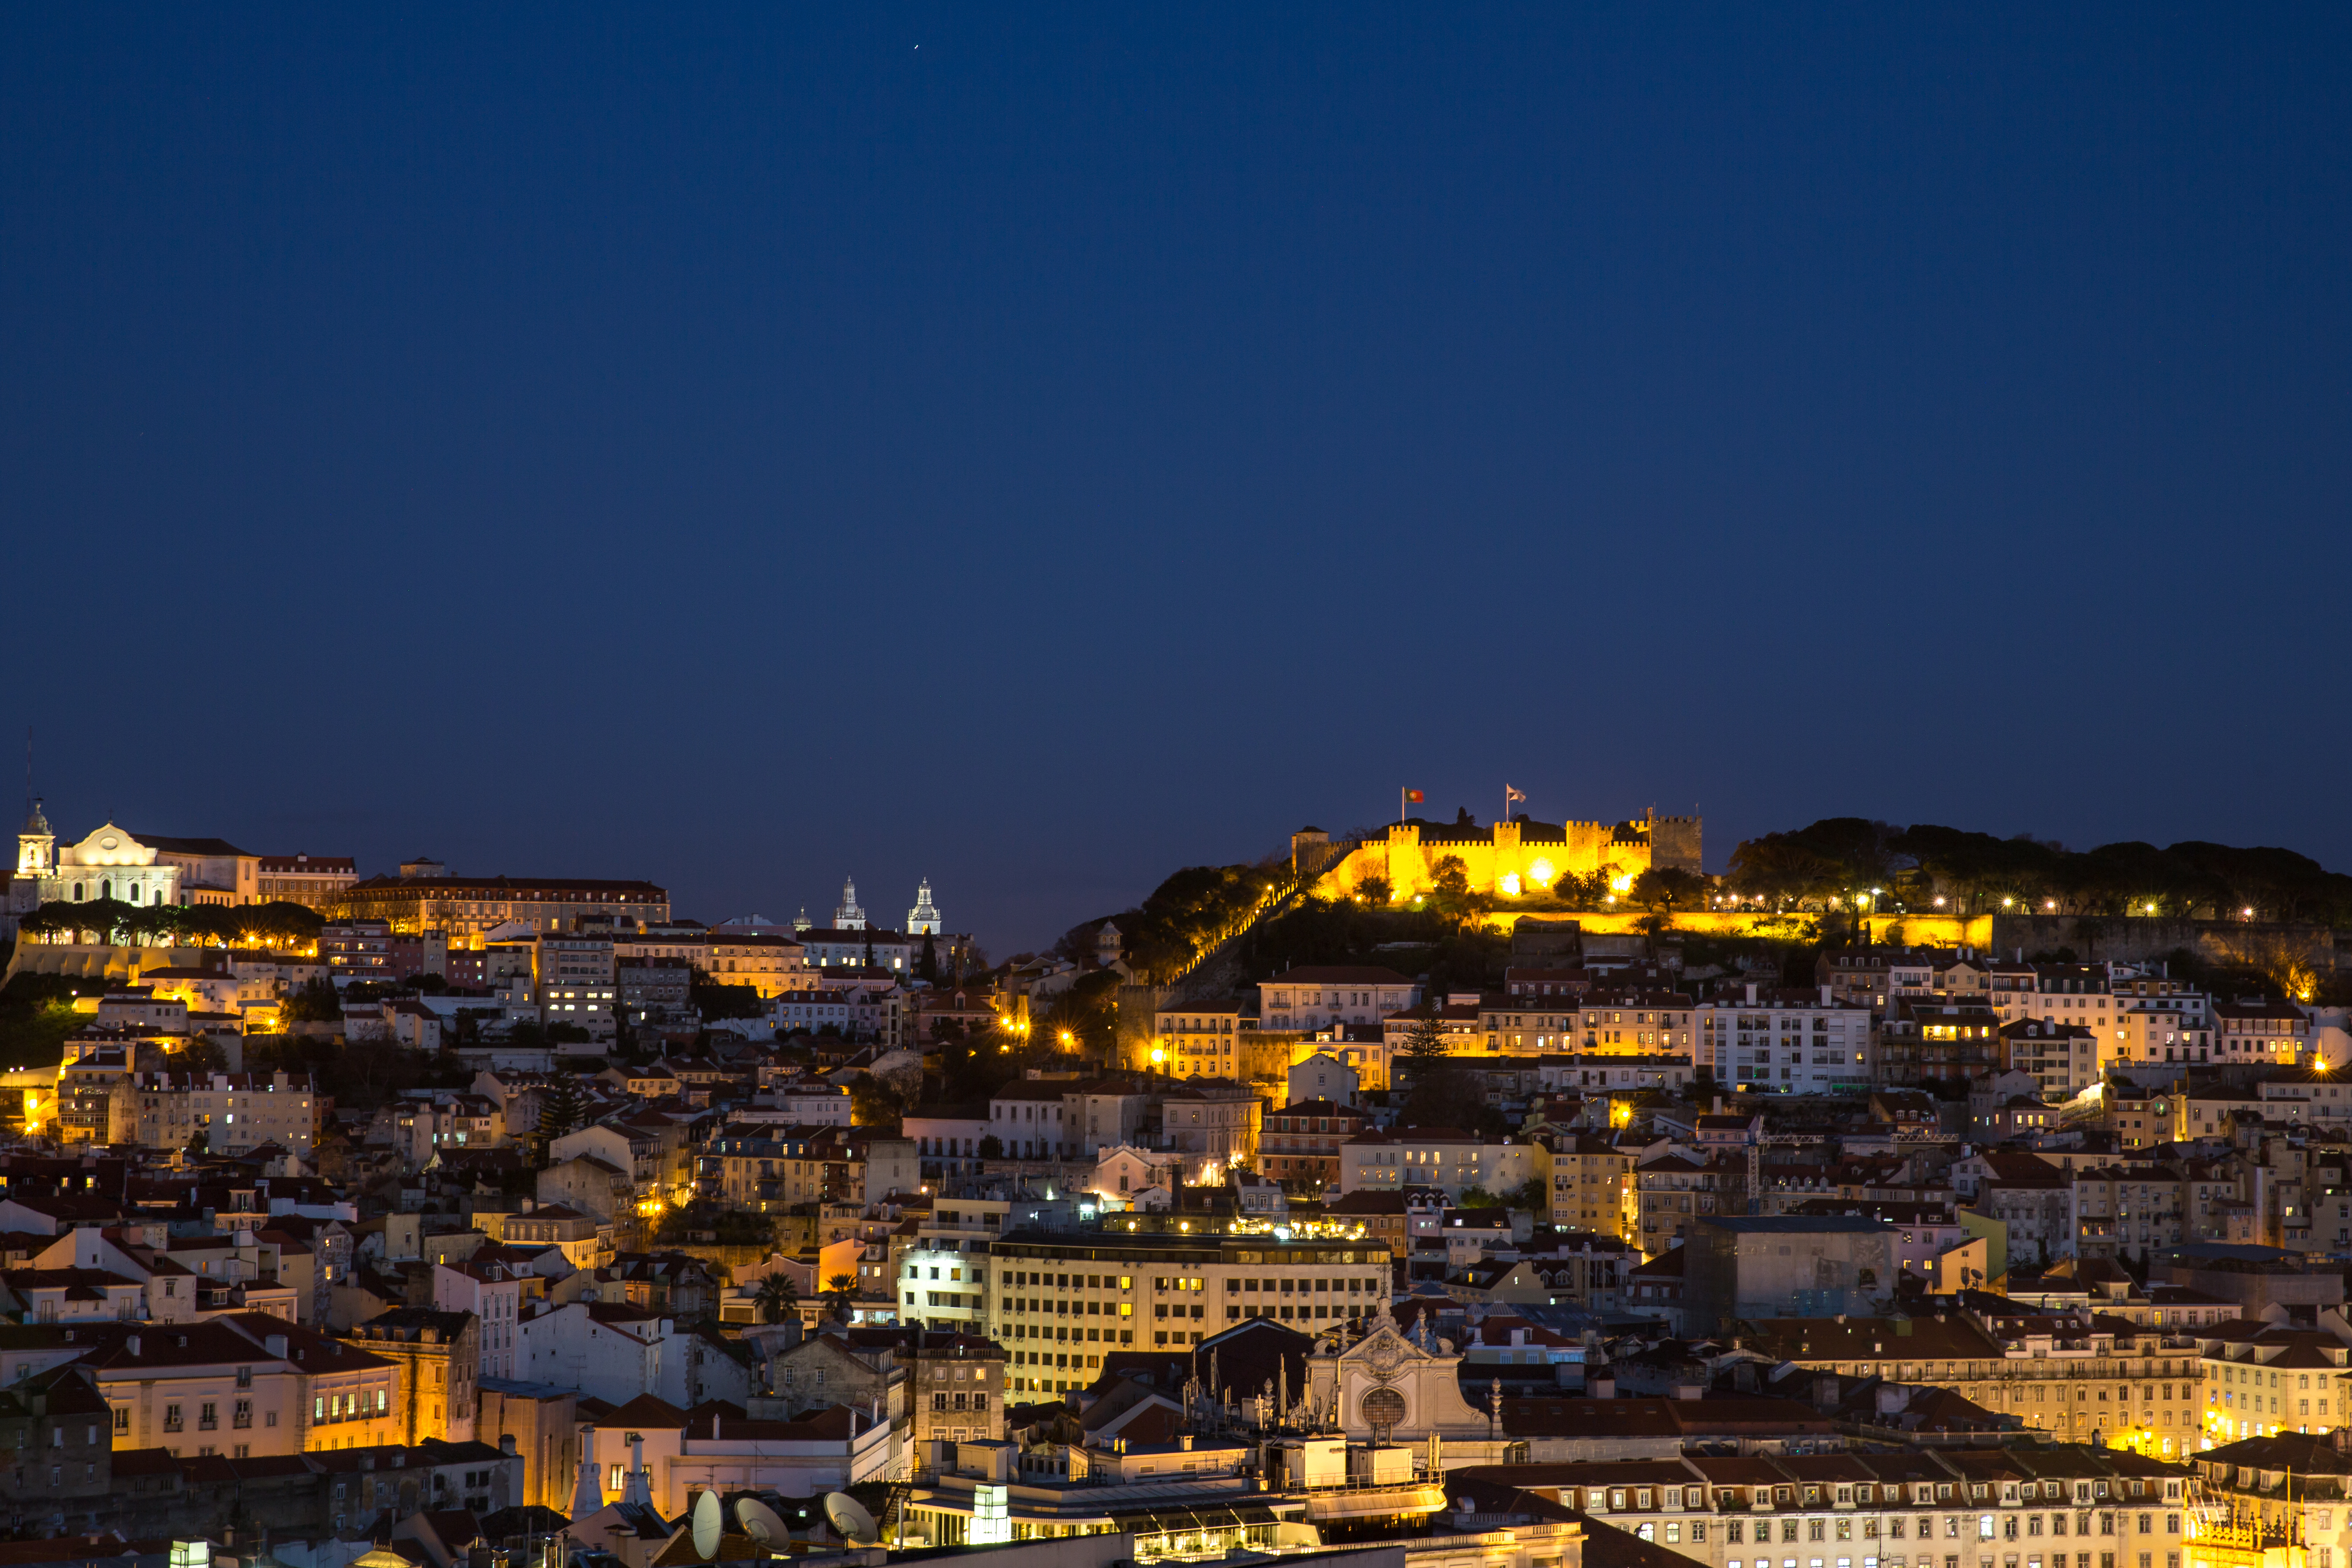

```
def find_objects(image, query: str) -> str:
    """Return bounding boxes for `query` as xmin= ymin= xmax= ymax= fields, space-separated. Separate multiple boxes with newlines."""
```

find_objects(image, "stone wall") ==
xmin=3 ymin=942 xmax=216 ymax=986
xmin=1980 ymin=914 xmax=2341 ymax=975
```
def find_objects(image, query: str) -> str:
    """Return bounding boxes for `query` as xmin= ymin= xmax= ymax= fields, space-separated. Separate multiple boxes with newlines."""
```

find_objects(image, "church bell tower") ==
xmin=17 ymin=797 xmax=53 ymax=879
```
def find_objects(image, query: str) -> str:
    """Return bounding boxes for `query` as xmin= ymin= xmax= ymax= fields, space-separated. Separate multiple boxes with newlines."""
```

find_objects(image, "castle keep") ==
xmin=1304 ymin=808 xmax=1701 ymax=902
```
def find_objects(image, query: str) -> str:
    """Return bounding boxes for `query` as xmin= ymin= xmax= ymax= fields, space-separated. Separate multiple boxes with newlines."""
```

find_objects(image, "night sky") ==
xmin=5 ymin=8 xmax=2349 ymax=953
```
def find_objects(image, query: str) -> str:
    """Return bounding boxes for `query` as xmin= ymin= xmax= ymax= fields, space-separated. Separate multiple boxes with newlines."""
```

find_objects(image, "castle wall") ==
xmin=1319 ymin=817 xmax=1683 ymax=901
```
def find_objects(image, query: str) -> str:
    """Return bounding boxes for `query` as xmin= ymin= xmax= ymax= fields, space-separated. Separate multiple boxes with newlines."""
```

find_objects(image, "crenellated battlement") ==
xmin=1322 ymin=803 xmax=1704 ymax=899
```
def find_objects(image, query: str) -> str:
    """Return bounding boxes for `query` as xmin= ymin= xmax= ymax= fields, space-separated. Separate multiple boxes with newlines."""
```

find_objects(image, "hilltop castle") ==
xmin=1301 ymin=807 xmax=1700 ymax=902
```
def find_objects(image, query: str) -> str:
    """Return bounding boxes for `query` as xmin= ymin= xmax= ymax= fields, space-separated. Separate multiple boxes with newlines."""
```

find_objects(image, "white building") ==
xmin=16 ymin=815 xmax=185 ymax=909
xmin=988 ymin=1083 xmax=1077 ymax=1161
xmin=907 ymin=879 xmax=942 ymax=936
xmin=518 ymin=1300 xmax=675 ymax=1405
xmin=1256 ymin=966 xmax=1419 ymax=1034
xmin=434 ymin=1258 xmax=525 ymax=1381
xmin=1694 ymin=984 xmax=1872 ymax=1093
xmin=1337 ymin=1128 xmax=1538 ymax=1199
xmin=1287 ymin=1051 xmax=1360 ymax=1107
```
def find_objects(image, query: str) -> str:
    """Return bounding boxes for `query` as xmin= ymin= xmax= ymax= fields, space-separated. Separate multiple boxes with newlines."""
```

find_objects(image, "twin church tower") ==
xmin=793 ymin=876 xmax=941 ymax=936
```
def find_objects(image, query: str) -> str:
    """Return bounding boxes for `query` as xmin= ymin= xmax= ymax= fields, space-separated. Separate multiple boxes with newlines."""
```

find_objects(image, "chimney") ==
xmin=126 ymin=1335 xmax=140 ymax=1357
xmin=1180 ymin=1434 xmax=1194 ymax=1450
xmin=1745 ymin=982 xmax=1758 ymax=1005
xmin=1820 ymin=984 xmax=1832 ymax=1006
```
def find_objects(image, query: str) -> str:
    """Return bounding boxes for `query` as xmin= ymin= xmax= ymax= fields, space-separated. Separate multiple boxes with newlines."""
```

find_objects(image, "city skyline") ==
xmin=4 ymin=9 xmax=2349 ymax=951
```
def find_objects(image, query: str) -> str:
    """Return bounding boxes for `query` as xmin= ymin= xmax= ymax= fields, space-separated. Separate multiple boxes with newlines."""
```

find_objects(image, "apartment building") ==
xmin=1480 ymin=990 xmax=1698 ymax=1056
xmin=2194 ymin=1319 xmax=2352 ymax=1445
xmin=704 ymin=931 xmax=809 ymax=997
xmin=2212 ymin=999 xmax=2311 ymax=1067
xmin=1879 ymin=998 xmax=2006 ymax=1086
xmin=1695 ymin=986 xmax=1872 ymax=1094
xmin=2000 ymin=1018 xmax=2101 ymax=1101
xmin=1544 ymin=1132 xmax=1637 ymax=1239
xmin=1477 ymin=1444 xmax=2191 ymax=1568
xmin=531 ymin=933 xmax=618 ymax=1038
xmin=1159 ymin=1081 xmax=1264 ymax=1174
xmin=433 ymin=1259 xmax=524 ymax=1381
xmin=131 ymin=1071 xmax=320 ymax=1159
xmin=696 ymin=1121 xmax=851 ymax=1210
xmin=1256 ymin=966 xmax=1420 ymax=1034
xmin=988 ymin=1230 xmax=1390 ymax=1394
xmin=1338 ymin=1128 xmax=1540 ymax=1200
xmin=1152 ymin=999 xmax=1247 ymax=1079
xmin=256 ymin=854 xmax=358 ymax=909
xmin=346 ymin=1308 xmax=481 ymax=1446
xmin=333 ymin=873 xmax=670 ymax=938
xmin=1261 ymin=1099 xmax=1371 ymax=1193
xmin=1754 ymin=1309 xmax=2207 ymax=1457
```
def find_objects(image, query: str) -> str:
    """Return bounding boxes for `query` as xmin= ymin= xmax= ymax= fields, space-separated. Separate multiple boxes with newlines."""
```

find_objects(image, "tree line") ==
xmin=1727 ymin=817 xmax=2352 ymax=922
xmin=17 ymin=897 xmax=326 ymax=948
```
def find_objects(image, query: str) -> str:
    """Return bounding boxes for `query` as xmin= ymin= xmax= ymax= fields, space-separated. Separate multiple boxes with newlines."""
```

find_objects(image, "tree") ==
xmin=1399 ymin=1015 xmax=1449 ymax=1061
xmin=918 ymin=933 xmax=938 ymax=982
xmin=537 ymin=1077 xmax=588 ymax=1152
xmin=1457 ymin=1184 xmax=1500 ymax=1208
xmin=185 ymin=1129 xmax=209 ymax=1157
xmin=823 ymin=1274 xmax=858 ymax=1320
xmin=1355 ymin=876 xmax=1393 ymax=906
xmin=977 ymin=1134 xmax=1003 ymax=1159
xmin=1630 ymin=867 xmax=1706 ymax=912
xmin=178 ymin=1035 xmax=230 ymax=1072
xmin=692 ymin=976 xmax=766 ymax=1021
xmin=282 ymin=977 xmax=343 ymax=1022
xmin=1499 ymin=1176 xmax=1549 ymax=1215
xmin=849 ymin=1075 xmax=903 ymax=1127
xmin=754 ymin=1273 xmax=801 ymax=1325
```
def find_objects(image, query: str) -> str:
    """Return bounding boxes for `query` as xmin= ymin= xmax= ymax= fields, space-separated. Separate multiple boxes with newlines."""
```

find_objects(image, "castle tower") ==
xmin=907 ymin=878 xmax=942 ymax=935
xmin=17 ymin=797 xmax=53 ymax=879
xmin=835 ymin=877 xmax=868 ymax=930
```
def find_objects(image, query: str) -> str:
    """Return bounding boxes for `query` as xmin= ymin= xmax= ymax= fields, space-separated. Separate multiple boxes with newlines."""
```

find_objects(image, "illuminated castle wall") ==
xmin=1312 ymin=809 xmax=1701 ymax=902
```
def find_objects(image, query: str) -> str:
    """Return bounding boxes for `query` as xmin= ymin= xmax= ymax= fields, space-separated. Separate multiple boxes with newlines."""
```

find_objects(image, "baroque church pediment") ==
xmin=59 ymin=822 xmax=160 ymax=868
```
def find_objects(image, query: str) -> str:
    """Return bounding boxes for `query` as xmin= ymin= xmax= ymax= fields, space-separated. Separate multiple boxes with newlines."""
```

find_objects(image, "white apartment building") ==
xmin=1695 ymin=985 xmax=1872 ymax=1094
xmin=1337 ymin=1128 xmax=1538 ymax=1199
xmin=433 ymin=1258 xmax=524 ymax=1381
xmin=1257 ymin=966 xmax=1419 ymax=1034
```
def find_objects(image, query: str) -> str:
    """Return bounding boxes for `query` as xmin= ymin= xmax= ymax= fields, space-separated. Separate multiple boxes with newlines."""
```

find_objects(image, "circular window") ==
xmin=1361 ymin=1388 xmax=1406 ymax=1429
xmin=99 ymin=836 xmax=118 ymax=851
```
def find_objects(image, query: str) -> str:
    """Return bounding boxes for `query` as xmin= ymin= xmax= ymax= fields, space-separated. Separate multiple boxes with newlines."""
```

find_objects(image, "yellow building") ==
xmin=1313 ymin=810 xmax=1700 ymax=903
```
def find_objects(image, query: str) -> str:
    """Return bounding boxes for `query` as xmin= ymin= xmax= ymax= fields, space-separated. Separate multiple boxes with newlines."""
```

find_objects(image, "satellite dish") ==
xmin=823 ymin=1491 xmax=879 ymax=1546
xmin=691 ymin=1489 xmax=724 ymax=1560
xmin=736 ymin=1496 xmax=789 ymax=1545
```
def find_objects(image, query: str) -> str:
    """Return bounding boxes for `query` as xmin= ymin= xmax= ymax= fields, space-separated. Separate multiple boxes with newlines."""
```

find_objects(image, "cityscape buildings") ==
xmin=0 ymin=798 xmax=2345 ymax=1568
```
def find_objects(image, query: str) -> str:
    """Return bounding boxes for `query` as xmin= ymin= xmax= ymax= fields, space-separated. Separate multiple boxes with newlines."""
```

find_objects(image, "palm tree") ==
xmin=823 ymin=1273 xmax=858 ymax=1320
xmin=754 ymin=1273 xmax=801 ymax=1325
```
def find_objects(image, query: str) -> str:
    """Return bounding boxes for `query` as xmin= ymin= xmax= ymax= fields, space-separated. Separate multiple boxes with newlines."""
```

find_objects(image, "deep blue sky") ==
xmin=5 ymin=8 xmax=2349 ymax=953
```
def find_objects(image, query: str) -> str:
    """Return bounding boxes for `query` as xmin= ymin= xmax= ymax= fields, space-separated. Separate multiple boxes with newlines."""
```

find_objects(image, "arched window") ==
xmin=73 ymin=882 xmax=84 ymax=900
xmin=101 ymin=880 xmax=111 ymax=900
xmin=128 ymin=885 xmax=140 ymax=904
